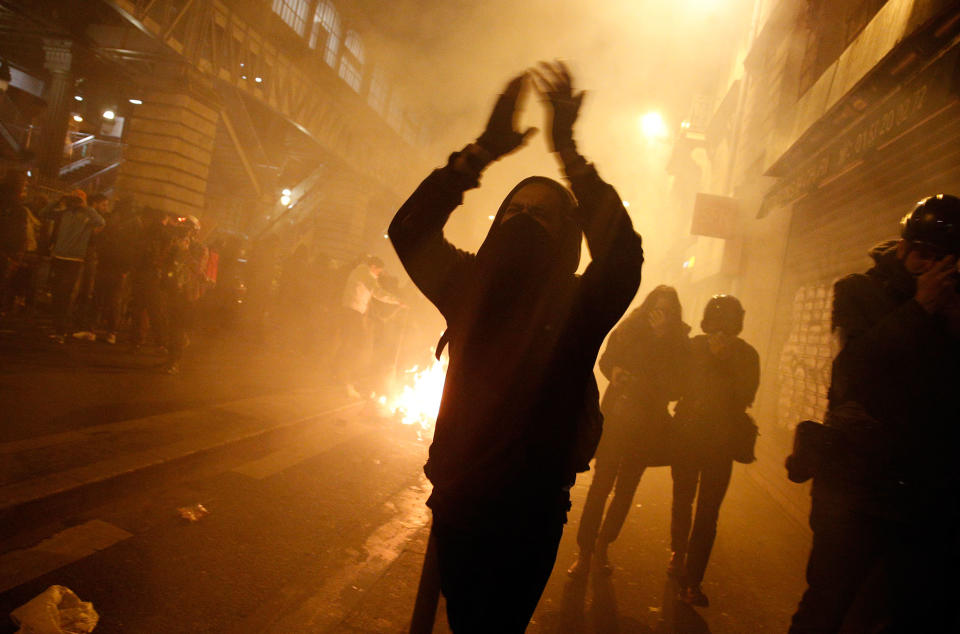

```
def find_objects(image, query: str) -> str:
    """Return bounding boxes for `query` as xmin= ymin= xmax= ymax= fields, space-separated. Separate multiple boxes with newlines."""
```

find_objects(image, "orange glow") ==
xmin=374 ymin=353 xmax=448 ymax=440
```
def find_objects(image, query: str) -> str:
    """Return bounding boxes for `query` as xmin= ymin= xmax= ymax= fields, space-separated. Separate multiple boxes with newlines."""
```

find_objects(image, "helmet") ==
xmin=701 ymin=294 xmax=744 ymax=335
xmin=900 ymin=194 xmax=960 ymax=255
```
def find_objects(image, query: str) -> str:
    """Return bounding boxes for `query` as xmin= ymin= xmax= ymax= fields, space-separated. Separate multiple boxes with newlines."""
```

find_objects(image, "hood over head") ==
xmin=868 ymin=238 xmax=915 ymax=300
xmin=477 ymin=176 xmax=581 ymax=277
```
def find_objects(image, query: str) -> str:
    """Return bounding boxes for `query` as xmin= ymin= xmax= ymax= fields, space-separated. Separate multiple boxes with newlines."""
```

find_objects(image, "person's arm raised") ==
xmin=534 ymin=60 xmax=643 ymax=332
xmin=388 ymin=73 xmax=537 ymax=317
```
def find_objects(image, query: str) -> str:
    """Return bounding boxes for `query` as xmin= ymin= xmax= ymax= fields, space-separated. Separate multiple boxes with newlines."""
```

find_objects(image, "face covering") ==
xmin=477 ymin=213 xmax=558 ymax=281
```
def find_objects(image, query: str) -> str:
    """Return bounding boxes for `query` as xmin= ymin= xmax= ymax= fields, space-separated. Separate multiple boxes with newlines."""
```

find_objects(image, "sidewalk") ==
xmin=0 ymin=385 xmax=361 ymax=543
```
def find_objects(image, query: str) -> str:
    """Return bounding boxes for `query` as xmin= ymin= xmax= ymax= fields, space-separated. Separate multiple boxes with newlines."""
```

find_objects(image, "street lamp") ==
xmin=639 ymin=112 xmax=668 ymax=140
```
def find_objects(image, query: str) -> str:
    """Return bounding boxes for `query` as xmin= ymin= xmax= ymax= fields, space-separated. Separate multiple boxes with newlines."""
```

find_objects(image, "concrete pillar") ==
xmin=114 ymin=65 xmax=219 ymax=220
xmin=37 ymin=39 xmax=72 ymax=184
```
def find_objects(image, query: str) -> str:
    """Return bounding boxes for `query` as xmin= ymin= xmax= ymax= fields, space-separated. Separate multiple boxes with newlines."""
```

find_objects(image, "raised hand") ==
xmin=915 ymin=255 xmax=957 ymax=313
xmin=476 ymin=73 xmax=538 ymax=160
xmin=531 ymin=60 xmax=584 ymax=152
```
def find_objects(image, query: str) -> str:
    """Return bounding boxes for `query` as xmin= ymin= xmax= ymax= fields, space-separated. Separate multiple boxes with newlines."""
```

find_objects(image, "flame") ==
xmin=375 ymin=354 xmax=448 ymax=439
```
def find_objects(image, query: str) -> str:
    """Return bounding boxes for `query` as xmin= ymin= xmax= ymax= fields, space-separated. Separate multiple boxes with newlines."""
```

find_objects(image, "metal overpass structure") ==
xmin=0 ymin=0 xmax=428 ymax=257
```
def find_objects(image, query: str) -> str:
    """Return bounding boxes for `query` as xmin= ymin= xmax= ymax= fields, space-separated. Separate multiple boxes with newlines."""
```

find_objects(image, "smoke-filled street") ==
xmin=0 ymin=335 xmax=809 ymax=633
xmin=3 ymin=0 xmax=960 ymax=631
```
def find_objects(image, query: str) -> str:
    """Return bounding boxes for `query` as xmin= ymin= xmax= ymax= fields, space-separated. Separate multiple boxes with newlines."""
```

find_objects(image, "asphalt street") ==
xmin=0 ymin=329 xmax=820 ymax=633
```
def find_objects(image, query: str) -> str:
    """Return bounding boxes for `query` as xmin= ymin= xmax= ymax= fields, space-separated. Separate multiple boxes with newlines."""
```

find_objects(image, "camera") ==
xmin=785 ymin=420 xmax=833 ymax=483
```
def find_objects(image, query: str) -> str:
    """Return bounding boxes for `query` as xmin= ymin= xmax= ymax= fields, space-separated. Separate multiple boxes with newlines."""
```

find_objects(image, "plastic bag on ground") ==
xmin=9 ymin=585 xmax=98 ymax=634
xmin=177 ymin=503 xmax=209 ymax=522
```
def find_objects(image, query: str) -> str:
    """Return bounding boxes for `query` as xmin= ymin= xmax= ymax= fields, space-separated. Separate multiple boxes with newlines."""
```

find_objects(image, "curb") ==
xmin=0 ymin=397 xmax=363 ymax=544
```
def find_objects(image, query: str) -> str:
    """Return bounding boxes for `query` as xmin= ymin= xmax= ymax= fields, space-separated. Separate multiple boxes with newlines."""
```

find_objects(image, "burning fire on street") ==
xmin=373 ymin=353 xmax=448 ymax=440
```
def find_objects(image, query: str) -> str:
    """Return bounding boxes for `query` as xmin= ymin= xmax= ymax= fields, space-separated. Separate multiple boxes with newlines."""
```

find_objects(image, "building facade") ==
xmin=667 ymin=0 xmax=960 ymax=496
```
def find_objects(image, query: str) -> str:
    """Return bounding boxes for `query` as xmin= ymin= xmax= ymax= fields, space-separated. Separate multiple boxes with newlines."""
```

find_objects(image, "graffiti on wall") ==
xmin=776 ymin=282 xmax=837 ymax=430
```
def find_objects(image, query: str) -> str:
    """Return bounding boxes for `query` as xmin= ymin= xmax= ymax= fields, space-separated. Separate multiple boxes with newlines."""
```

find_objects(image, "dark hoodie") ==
xmin=815 ymin=240 xmax=960 ymax=520
xmin=597 ymin=301 xmax=691 ymax=459
xmin=389 ymin=153 xmax=643 ymax=532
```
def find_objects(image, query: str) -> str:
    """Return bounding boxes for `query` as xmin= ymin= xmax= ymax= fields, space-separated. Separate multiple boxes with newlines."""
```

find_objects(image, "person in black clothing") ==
xmin=568 ymin=285 xmax=689 ymax=577
xmin=72 ymin=192 xmax=112 ymax=341
xmin=89 ymin=198 xmax=142 ymax=344
xmin=0 ymin=171 xmax=31 ymax=315
xmin=159 ymin=215 xmax=207 ymax=374
xmin=130 ymin=209 xmax=172 ymax=352
xmin=389 ymin=62 xmax=643 ymax=632
xmin=670 ymin=294 xmax=759 ymax=607
xmin=788 ymin=195 xmax=960 ymax=633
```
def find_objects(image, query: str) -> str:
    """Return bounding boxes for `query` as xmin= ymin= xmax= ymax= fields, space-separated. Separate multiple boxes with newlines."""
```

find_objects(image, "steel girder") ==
xmin=103 ymin=0 xmax=421 ymax=193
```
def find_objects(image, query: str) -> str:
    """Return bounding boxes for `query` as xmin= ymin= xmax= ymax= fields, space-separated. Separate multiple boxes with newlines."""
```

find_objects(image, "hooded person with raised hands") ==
xmin=390 ymin=61 xmax=643 ymax=632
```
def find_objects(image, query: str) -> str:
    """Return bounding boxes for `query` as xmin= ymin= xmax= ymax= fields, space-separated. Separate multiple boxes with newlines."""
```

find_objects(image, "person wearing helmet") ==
xmin=789 ymin=195 xmax=960 ymax=633
xmin=389 ymin=63 xmax=642 ymax=631
xmin=669 ymin=294 xmax=759 ymax=607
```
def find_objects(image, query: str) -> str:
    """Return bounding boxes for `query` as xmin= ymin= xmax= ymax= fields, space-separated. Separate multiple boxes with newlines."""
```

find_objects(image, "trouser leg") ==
xmin=334 ymin=308 xmax=364 ymax=380
xmin=50 ymin=259 xmax=82 ymax=334
xmin=143 ymin=283 xmax=167 ymax=348
xmin=0 ymin=257 xmax=20 ymax=312
xmin=670 ymin=461 xmax=699 ymax=557
xmin=130 ymin=278 xmax=150 ymax=345
xmin=165 ymin=293 xmax=187 ymax=364
xmin=576 ymin=452 xmax=619 ymax=552
xmin=684 ymin=458 xmax=733 ymax=585
xmin=789 ymin=504 xmax=882 ymax=634
xmin=598 ymin=460 xmax=646 ymax=544
xmin=434 ymin=516 xmax=563 ymax=633
xmin=102 ymin=270 xmax=125 ymax=333
xmin=72 ymin=258 xmax=97 ymax=330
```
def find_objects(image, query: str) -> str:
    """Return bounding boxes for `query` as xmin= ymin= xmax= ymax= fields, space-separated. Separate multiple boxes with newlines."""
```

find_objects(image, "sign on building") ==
xmin=691 ymin=192 xmax=739 ymax=239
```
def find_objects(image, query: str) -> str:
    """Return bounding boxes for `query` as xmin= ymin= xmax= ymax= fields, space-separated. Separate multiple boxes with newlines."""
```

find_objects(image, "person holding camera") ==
xmin=789 ymin=195 xmax=960 ymax=633
xmin=669 ymin=294 xmax=759 ymax=607
xmin=389 ymin=61 xmax=642 ymax=631
xmin=568 ymin=285 xmax=690 ymax=578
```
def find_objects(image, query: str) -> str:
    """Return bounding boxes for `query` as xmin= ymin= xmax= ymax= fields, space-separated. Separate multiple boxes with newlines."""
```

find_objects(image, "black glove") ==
xmin=476 ymin=74 xmax=537 ymax=159
xmin=532 ymin=60 xmax=584 ymax=152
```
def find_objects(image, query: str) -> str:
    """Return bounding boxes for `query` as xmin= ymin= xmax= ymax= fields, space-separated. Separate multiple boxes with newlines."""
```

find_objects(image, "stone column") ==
xmin=37 ymin=39 xmax=72 ymax=184
xmin=114 ymin=64 xmax=219 ymax=220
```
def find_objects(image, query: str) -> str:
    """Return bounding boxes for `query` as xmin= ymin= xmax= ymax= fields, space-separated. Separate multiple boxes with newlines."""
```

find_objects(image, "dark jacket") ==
xmin=97 ymin=214 xmax=142 ymax=273
xmin=673 ymin=334 xmax=759 ymax=461
xmin=815 ymin=240 xmax=960 ymax=520
xmin=0 ymin=201 xmax=30 ymax=258
xmin=389 ymin=153 xmax=643 ymax=530
xmin=597 ymin=308 xmax=690 ymax=460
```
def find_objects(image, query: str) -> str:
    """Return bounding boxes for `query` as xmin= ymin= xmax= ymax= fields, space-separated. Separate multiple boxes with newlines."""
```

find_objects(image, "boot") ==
xmin=567 ymin=551 xmax=591 ymax=577
xmin=667 ymin=551 xmax=685 ymax=579
xmin=681 ymin=584 xmax=709 ymax=607
xmin=595 ymin=541 xmax=613 ymax=576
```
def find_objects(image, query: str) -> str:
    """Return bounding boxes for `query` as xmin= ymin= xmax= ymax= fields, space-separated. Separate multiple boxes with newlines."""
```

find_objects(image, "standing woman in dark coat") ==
xmin=670 ymin=294 xmax=759 ymax=607
xmin=568 ymin=285 xmax=689 ymax=576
